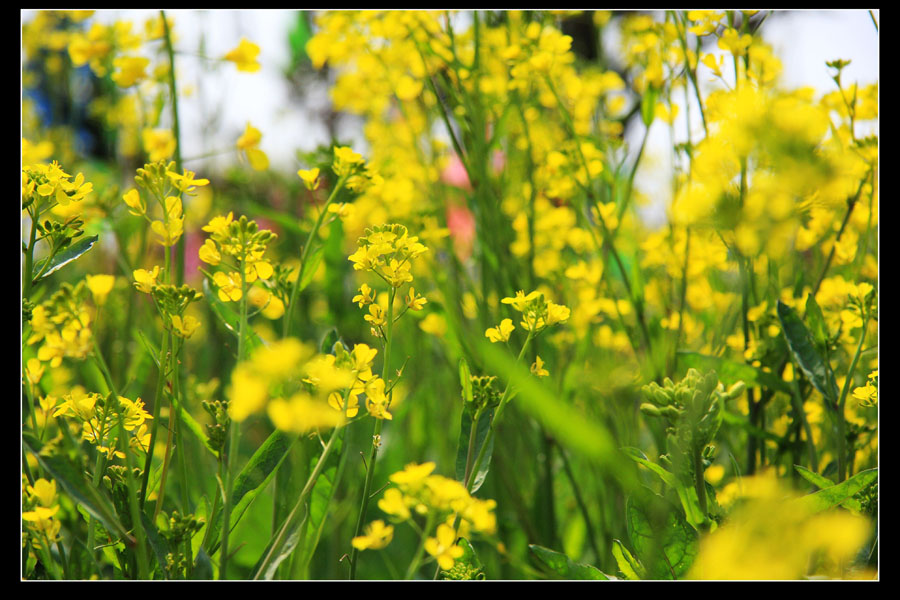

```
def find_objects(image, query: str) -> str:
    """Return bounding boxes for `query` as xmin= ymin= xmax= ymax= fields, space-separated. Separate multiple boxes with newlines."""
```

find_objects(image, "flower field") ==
xmin=21 ymin=10 xmax=878 ymax=580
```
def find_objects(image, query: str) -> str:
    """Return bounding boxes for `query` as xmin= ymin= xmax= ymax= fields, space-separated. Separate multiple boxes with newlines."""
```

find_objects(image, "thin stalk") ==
xmin=23 ymin=205 xmax=38 ymax=300
xmin=219 ymin=252 xmax=249 ymax=580
xmin=94 ymin=349 xmax=150 ymax=579
xmin=790 ymin=379 xmax=818 ymax=472
xmin=139 ymin=331 xmax=170 ymax=507
xmin=349 ymin=287 xmax=396 ymax=579
xmin=160 ymin=10 xmax=184 ymax=286
xmin=404 ymin=513 xmax=436 ymax=580
xmin=836 ymin=313 xmax=870 ymax=482
xmin=252 ymin=426 xmax=343 ymax=580
xmin=283 ymin=174 xmax=347 ymax=338
xmin=812 ymin=175 xmax=868 ymax=296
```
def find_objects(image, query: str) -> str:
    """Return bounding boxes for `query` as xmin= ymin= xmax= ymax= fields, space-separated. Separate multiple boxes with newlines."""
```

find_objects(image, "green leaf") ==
xmin=794 ymin=464 xmax=835 ymax=490
xmin=319 ymin=327 xmax=341 ymax=354
xmin=202 ymin=278 xmax=265 ymax=356
xmin=141 ymin=511 xmax=171 ymax=579
xmin=478 ymin=340 xmax=631 ymax=485
xmin=298 ymin=245 xmax=324 ymax=293
xmin=459 ymin=357 xmax=473 ymax=404
xmin=804 ymin=294 xmax=828 ymax=350
xmin=191 ymin=548 xmax=214 ymax=580
xmin=621 ymin=447 xmax=706 ymax=530
xmin=31 ymin=234 xmax=98 ymax=285
xmin=625 ymin=496 xmax=698 ymax=579
xmin=777 ymin=300 xmax=840 ymax=408
xmin=291 ymin=430 xmax=346 ymax=579
xmin=641 ymin=87 xmax=659 ymax=127
xmin=209 ymin=430 xmax=294 ymax=548
xmin=611 ymin=539 xmax=645 ymax=580
xmin=288 ymin=11 xmax=312 ymax=66
xmin=23 ymin=434 xmax=132 ymax=543
xmin=795 ymin=468 xmax=877 ymax=514
xmin=456 ymin=407 xmax=494 ymax=493
xmin=677 ymin=351 xmax=792 ymax=395
xmin=529 ymin=544 xmax=611 ymax=580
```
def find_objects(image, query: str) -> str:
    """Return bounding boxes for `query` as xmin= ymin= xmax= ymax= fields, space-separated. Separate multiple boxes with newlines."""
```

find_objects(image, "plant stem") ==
xmin=283 ymin=174 xmax=347 ymax=338
xmin=252 ymin=426 xmax=343 ymax=579
xmin=404 ymin=513 xmax=436 ymax=580
xmin=349 ymin=287 xmax=396 ymax=579
xmin=161 ymin=10 xmax=184 ymax=286
xmin=836 ymin=313 xmax=870 ymax=482
xmin=219 ymin=252 xmax=249 ymax=579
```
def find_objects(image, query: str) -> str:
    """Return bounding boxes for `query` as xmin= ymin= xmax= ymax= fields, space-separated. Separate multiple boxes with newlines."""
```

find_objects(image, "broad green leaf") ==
xmin=529 ymin=544 xmax=610 ymax=580
xmin=191 ymin=548 xmax=214 ymax=580
xmin=804 ymin=294 xmax=828 ymax=350
xmin=625 ymin=496 xmax=698 ymax=579
xmin=288 ymin=11 xmax=312 ymax=65
xmin=456 ymin=407 xmax=494 ymax=493
xmin=31 ymin=234 xmax=98 ymax=285
xmin=298 ymin=244 xmax=324 ymax=293
xmin=319 ymin=327 xmax=341 ymax=354
xmin=794 ymin=464 xmax=835 ymax=490
xmin=478 ymin=340 xmax=632 ymax=487
xmin=291 ymin=430 xmax=346 ymax=579
xmin=23 ymin=434 xmax=132 ymax=542
xmin=622 ymin=447 xmax=706 ymax=530
xmin=209 ymin=430 xmax=294 ymax=548
xmin=677 ymin=351 xmax=792 ymax=395
xmin=202 ymin=278 xmax=265 ymax=356
xmin=611 ymin=539 xmax=645 ymax=580
xmin=777 ymin=300 xmax=839 ymax=408
xmin=795 ymin=468 xmax=877 ymax=514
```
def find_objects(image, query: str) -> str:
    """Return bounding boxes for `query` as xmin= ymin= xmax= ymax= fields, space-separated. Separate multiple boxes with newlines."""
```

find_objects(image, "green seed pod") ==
xmin=727 ymin=381 xmax=747 ymax=399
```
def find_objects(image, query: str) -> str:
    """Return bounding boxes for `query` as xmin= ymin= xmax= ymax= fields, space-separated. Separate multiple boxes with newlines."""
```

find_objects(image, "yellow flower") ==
xmin=501 ymin=290 xmax=541 ymax=312
xmin=425 ymin=523 xmax=465 ymax=570
xmin=364 ymin=303 xmax=386 ymax=327
xmin=170 ymin=314 xmax=200 ymax=338
xmin=133 ymin=266 xmax=161 ymax=293
xmin=202 ymin=212 xmax=234 ymax=236
xmin=390 ymin=462 xmax=436 ymax=488
xmin=24 ymin=358 xmax=45 ymax=386
xmin=123 ymin=188 xmax=146 ymax=216
xmin=213 ymin=271 xmax=243 ymax=302
xmin=531 ymin=355 xmax=549 ymax=378
xmin=378 ymin=488 xmax=411 ymax=521
xmin=142 ymin=128 xmax=176 ymax=162
xmin=485 ymin=318 xmax=515 ymax=343
xmin=351 ymin=520 xmax=394 ymax=551
xmin=198 ymin=239 xmax=221 ymax=265
xmin=26 ymin=479 xmax=58 ymax=508
xmin=167 ymin=169 xmax=210 ymax=196
xmin=224 ymin=37 xmax=261 ymax=72
xmin=236 ymin=122 xmax=269 ymax=170
xmin=298 ymin=168 xmax=320 ymax=190
xmin=111 ymin=55 xmax=149 ymax=87
xmin=419 ymin=313 xmax=447 ymax=338
xmin=405 ymin=287 xmax=427 ymax=311
xmin=545 ymin=302 xmax=570 ymax=326
xmin=227 ymin=364 xmax=269 ymax=422
xmin=267 ymin=393 xmax=344 ymax=433
xmin=352 ymin=283 xmax=375 ymax=308
xmin=328 ymin=390 xmax=359 ymax=418
xmin=332 ymin=146 xmax=365 ymax=177
xmin=85 ymin=274 xmax=115 ymax=306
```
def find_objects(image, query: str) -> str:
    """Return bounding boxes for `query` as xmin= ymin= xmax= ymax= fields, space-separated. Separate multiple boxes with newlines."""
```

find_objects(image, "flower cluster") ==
xmin=199 ymin=213 xmax=277 ymax=304
xmin=26 ymin=280 xmax=95 ymax=367
xmin=353 ymin=461 xmax=498 ymax=569
xmin=52 ymin=389 xmax=153 ymax=458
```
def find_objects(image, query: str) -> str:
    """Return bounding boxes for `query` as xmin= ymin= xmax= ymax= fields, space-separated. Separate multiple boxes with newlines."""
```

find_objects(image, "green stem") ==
xmin=160 ymin=10 xmax=184 ymax=286
xmin=836 ymin=313 xmax=870 ymax=482
xmin=252 ymin=426 xmax=343 ymax=579
xmin=349 ymin=288 xmax=396 ymax=579
xmin=139 ymin=330 xmax=170 ymax=507
xmin=404 ymin=513 xmax=436 ymax=580
xmin=219 ymin=253 xmax=250 ymax=579
xmin=23 ymin=205 xmax=38 ymax=300
xmin=283 ymin=174 xmax=348 ymax=338
xmin=94 ymin=349 xmax=150 ymax=579
xmin=558 ymin=445 xmax=603 ymax=563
